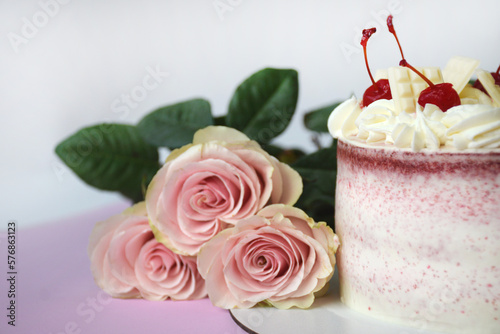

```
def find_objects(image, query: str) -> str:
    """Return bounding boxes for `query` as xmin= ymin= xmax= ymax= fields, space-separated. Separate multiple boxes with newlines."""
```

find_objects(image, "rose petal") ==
xmin=193 ymin=126 xmax=251 ymax=144
xmin=199 ymin=229 xmax=253 ymax=308
xmin=89 ymin=212 xmax=143 ymax=298
xmin=107 ymin=221 xmax=151 ymax=286
xmin=269 ymin=293 xmax=315 ymax=309
xmin=269 ymin=158 xmax=303 ymax=205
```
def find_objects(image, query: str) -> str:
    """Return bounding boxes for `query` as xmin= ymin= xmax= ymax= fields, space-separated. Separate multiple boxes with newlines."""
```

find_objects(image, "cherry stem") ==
xmin=387 ymin=15 xmax=404 ymax=60
xmin=361 ymin=28 xmax=378 ymax=90
xmin=387 ymin=15 xmax=435 ymax=88
xmin=400 ymin=60 xmax=435 ymax=88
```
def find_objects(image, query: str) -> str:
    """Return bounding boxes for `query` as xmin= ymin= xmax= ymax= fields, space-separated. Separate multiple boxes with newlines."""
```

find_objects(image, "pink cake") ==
xmin=328 ymin=59 xmax=500 ymax=333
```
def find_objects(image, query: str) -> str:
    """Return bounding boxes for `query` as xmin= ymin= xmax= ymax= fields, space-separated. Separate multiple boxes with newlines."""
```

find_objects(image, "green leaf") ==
xmin=291 ymin=142 xmax=337 ymax=228
xmin=304 ymin=102 xmax=341 ymax=133
xmin=137 ymin=99 xmax=213 ymax=149
xmin=55 ymin=124 xmax=160 ymax=202
xmin=292 ymin=141 xmax=337 ymax=174
xmin=261 ymin=143 xmax=305 ymax=165
xmin=214 ymin=115 xmax=226 ymax=126
xmin=226 ymin=68 xmax=298 ymax=144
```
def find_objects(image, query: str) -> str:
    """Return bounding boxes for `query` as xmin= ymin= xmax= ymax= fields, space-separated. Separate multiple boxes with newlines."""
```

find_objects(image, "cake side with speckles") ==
xmin=335 ymin=139 xmax=500 ymax=334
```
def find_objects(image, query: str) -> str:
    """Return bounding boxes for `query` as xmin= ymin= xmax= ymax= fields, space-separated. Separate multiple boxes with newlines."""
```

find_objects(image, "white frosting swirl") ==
xmin=444 ymin=105 xmax=500 ymax=149
xmin=328 ymin=96 xmax=500 ymax=151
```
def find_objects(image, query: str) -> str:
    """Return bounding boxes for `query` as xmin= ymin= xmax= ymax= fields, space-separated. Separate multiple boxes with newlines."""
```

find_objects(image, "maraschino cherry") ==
xmin=473 ymin=65 xmax=500 ymax=94
xmin=361 ymin=27 xmax=392 ymax=107
xmin=387 ymin=15 xmax=461 ymax=112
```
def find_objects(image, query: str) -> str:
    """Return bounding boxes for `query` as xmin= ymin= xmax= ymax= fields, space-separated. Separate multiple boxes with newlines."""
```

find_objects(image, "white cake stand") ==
xmin=230 ymin=272 xmax=444 ymax=334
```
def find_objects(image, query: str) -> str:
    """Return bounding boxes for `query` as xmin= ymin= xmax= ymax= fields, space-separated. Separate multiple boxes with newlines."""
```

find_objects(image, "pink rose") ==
xmin=197 ymin=204 xmax=339 ymax=309
xmin=146 ymin=126 xmax=303 ymax=256
xmin=88 ymin=202 xmax=207 ymax=301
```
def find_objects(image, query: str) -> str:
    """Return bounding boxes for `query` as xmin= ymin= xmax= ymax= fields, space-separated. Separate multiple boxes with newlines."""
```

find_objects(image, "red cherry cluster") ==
xmin=361 ymin=15 xmax=461 ymax=112
xmin=473 ymin=65 xmax=500 ymax=95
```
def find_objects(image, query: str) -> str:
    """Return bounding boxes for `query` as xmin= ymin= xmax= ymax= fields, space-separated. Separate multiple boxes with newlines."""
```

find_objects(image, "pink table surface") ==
xmin=0 ymin=202 xmax=246 ymax=334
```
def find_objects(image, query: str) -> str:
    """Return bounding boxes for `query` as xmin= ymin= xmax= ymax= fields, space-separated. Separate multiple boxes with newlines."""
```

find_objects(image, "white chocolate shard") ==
xmin=388 ymin=66 xmax=443 ymax=114
xmin=442 ymin=56 xmax=480 ymax=94
xmin=388 ymin=67 xmax=414 ymax=114
xmin=459 ymin=85 xmax=493 ymax=105
xmin=477 ymin=69 xmax=500 ymax=107
xmin=374 ymin=69 xmax=388 ymax=81
xmin=412 ymin=67 xmax=443 ymax=96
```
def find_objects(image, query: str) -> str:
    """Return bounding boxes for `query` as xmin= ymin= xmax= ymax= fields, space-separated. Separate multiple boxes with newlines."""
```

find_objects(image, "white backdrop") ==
xmin=1 ymin=0 xmax=499 ymax=229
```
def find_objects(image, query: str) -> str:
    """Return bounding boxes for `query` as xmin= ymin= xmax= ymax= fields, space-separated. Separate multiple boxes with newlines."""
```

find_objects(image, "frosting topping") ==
xmin=328 ymin=96 xmax=500 ymax=151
